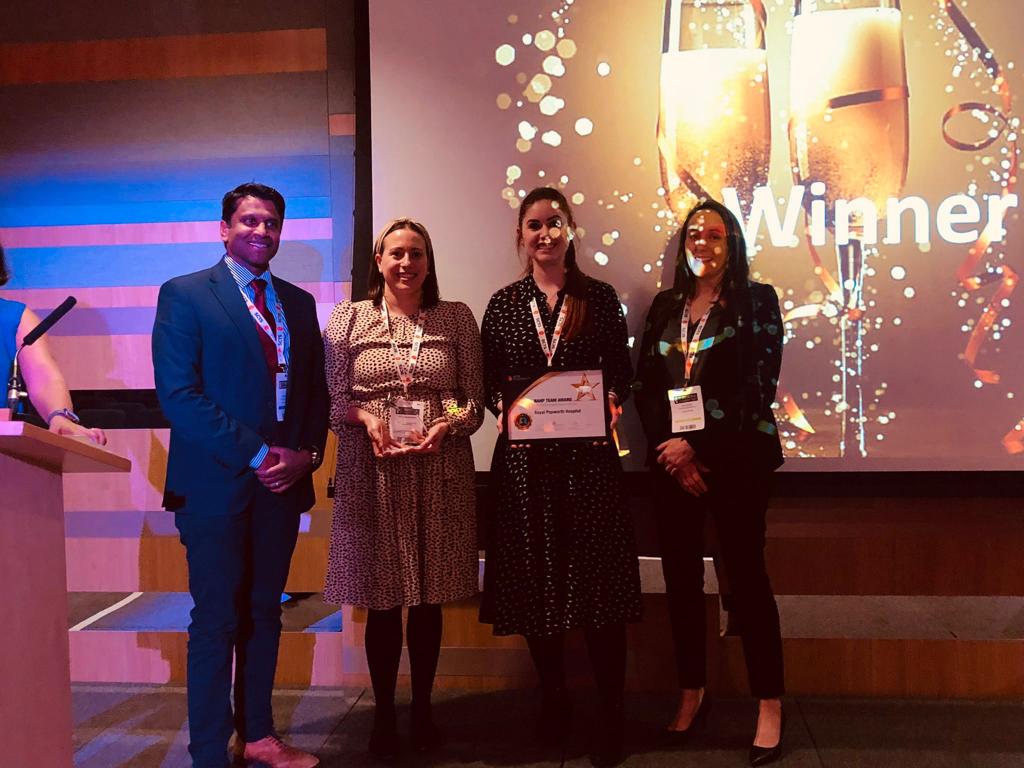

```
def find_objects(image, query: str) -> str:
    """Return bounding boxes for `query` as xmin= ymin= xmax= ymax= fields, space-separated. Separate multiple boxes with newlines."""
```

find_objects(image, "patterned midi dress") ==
xmin=323 ymin=299 xmax=484 ymax=609
xmin=479 ymin=275 xmax=642 ymax=636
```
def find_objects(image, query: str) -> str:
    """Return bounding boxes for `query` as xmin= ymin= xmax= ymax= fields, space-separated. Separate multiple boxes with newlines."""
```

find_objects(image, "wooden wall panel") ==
xmin=1 ymin=282 xmax=345 ymax=310
xmin=0 ymin=29 xmax=327 ymax=85
xmin=0 ymin=74 xmax=331 ymax=164
xmin=70 ymin=630 xmax=184 ymax=684
xmin=780 ymin=638 xmax=1024 ymax=699
xmin=1 ymin=1 xmax=327 ymax=44
xmin=329 ymin=114 xmax=357 ymax=136
xmin=64 ymin=430 xmax=339 ymax=591
xmin=763 ymin=500 xmax=1024 ymax=596
xmin=64 ymin=429 xmax=169 ymax=512
xmin=61 ymin=432 xmax=1024 ymax=597
xmin=68 ymin=596 xmax=1024 ymax=698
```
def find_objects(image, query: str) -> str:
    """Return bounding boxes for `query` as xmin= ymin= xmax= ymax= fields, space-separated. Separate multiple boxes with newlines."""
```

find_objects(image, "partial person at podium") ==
xmin=634 ymin=199 xmax=786 ymax=766
xmin=0 ymin=242 xmax=106 ymax=444
xmin=323 ymin=217 xmax=484 ymax=759
xmin=152 ymin=183 xmax=328 ymax=768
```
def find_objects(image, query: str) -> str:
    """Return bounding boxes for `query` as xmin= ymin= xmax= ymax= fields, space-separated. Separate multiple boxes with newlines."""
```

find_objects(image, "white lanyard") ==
xmin=680 ymin=292 xmax=719 ymax=385
xmin=381 ymin=302 xmax=426 ymax=396
xmin=529 ymin=297 xmax=568 ymax=368
xmin=239 ymin=282 xmax=286 ymax=371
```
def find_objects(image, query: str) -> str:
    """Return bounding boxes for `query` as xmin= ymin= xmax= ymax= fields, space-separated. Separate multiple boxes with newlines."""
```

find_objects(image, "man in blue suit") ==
xmin=153 ymin=183 xmax=328 ymax=768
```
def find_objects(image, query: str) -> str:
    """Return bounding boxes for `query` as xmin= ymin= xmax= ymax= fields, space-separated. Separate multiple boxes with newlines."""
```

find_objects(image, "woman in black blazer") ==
xmin=634 ymin=199 xmax=786 ymax=766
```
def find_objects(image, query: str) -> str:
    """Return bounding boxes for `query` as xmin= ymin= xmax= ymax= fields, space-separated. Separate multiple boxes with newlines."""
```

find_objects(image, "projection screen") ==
xmin=370 ymin=0 xmax=1023 ymax=471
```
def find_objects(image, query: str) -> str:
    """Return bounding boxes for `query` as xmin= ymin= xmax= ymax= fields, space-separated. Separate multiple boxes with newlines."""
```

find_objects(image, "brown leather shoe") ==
xmin=242 ymin=734 xmax=319 ymax=768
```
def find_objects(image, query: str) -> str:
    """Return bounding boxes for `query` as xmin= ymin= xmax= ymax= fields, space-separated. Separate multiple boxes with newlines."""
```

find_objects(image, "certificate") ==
xmin=502 ymin=368 xmax=609 ymax=442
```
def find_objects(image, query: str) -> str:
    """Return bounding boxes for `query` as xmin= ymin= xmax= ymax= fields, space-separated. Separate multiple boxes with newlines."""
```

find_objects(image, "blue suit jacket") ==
xmin=152 ymin=259 xmax=329 ymax=516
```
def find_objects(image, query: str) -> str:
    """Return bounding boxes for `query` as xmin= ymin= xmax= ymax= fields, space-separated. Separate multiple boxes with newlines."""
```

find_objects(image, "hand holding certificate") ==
xmin=502 ymin=368 xmax=610 ymax=443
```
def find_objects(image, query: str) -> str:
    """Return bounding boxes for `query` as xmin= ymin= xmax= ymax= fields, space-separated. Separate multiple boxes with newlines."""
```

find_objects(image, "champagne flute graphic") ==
xmin=789 ymin=0 xmax=909 ymax=457
xmin=658 ymin=0 xmax=772 ymax=217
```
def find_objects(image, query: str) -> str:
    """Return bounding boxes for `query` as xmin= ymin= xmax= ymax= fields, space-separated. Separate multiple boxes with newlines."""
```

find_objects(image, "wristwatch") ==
xmin=304 ymin=446 xmax=323 ymax=470
xmin=47 ymin=408 xmax=80 ymax=425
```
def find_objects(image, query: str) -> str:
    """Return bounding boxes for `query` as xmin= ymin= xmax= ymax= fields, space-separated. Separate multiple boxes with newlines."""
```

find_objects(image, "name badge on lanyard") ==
xmin=529 ymin=297 xmax=568 ymax=367
xmin=669 ymin=386 xmax=704 ymax=433
xmin=239 ymin=284 xmax=288 ymax=422
xmin=668 ymin=293 xmax=718 ymax=434
xmin=381 ymin=302 xmax=427 ymax=444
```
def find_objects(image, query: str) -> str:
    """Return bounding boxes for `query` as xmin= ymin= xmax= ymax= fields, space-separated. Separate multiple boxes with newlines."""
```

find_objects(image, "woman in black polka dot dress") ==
xmin=480 ymin=187 xmax=641 ymax=768
xmin=634 ymin=199 xmax=786 ymax=766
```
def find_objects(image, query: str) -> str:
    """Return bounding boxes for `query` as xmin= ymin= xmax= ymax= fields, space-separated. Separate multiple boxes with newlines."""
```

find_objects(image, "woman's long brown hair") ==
xmin=517 ymin=187 xmax=590 ymax=341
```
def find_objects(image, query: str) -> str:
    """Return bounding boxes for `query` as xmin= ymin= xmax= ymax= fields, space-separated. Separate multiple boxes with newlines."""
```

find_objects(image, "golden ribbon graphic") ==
xmin=942 ymin=0 xmax=1023 ymax=453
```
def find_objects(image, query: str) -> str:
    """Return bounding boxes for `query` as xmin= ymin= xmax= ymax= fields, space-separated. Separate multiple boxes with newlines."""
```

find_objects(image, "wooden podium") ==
xmin=0 ymin=417 xmax=130 ymax=768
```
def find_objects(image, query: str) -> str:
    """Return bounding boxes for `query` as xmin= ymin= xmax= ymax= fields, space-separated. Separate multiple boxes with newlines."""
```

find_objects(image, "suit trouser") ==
xmin=176 ymin=494 xmax=300 ymax=768
xmin=651 ymin=463 xmax=784 ymax=699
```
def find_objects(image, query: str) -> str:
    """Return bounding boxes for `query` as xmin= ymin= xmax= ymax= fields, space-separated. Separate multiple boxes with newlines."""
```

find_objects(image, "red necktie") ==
xmin=251 ymin=279 xmax=280 ymax=373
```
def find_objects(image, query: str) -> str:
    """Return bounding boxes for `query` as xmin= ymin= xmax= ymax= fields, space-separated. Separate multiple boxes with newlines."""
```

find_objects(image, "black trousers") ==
xmin=652 ymin=463 xmax=784 ymax=699
xmin=176 ymin=493 xmax=300 ymax=768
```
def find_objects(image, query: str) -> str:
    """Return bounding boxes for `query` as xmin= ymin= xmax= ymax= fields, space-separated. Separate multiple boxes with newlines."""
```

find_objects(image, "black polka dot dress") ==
xmin=480 ymin=275 xmax=642 ymax=637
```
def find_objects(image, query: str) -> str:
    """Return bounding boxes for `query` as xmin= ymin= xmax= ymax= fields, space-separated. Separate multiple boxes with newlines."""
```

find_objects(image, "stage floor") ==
xmin=72 ymin=684 xmax=1024 ymax=767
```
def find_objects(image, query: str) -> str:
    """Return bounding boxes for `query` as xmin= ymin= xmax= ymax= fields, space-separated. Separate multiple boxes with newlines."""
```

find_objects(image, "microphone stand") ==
xmin=6 ymin=348 xmax=27 ymax=415
xmin=6 ymin=296 xmax=77 ymax=417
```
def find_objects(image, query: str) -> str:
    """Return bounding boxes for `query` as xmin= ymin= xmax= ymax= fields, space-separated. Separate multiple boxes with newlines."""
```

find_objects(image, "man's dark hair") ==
xmin=221 ymin=183 xmax=286 ymax=224
xmin=0 ymin=241 xmax=8 ymax=287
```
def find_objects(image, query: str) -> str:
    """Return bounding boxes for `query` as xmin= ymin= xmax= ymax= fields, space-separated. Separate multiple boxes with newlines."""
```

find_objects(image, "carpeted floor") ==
xmin=71 ymin=684 xmax=1024 ymax=767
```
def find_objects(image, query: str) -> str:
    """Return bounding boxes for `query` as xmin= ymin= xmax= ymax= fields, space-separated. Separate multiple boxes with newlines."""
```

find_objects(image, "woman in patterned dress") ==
xmin=634 ymin=200 xmax=785 ymax=766
xmin=323 ymin=218 xmax=484 ymax=759
xmin=480 ymin=187 xmax=642 ymax=768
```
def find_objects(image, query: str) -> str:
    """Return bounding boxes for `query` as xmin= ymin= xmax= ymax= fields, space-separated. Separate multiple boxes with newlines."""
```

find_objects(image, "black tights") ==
xmin=364 ymin=604 xmax=443 ymax=724
xmin=526 ymin=623 xmax=627 ymax=710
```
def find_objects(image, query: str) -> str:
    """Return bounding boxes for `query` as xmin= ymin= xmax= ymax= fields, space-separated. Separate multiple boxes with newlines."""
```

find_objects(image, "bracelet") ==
xmin=47 ymin=408 xmax=80 ymax=425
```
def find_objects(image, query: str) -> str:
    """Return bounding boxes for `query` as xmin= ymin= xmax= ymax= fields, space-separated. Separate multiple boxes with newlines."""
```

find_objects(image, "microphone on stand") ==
xmin=6 ymin=296 xmax=77 ymax=412
xmin=5 ymin=358 xmax=22 ymax=412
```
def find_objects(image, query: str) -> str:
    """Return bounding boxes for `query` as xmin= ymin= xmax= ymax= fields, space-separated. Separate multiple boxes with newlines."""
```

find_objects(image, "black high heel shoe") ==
xmin=368 ymin=717 xmax=401 ymax=762
xmin=663 ymin=691 xmax=712 ymax=746
xmin=410 ymin=710 xmax=443 ymax=754
xmin=748 ymin=709 xmax=785 ymax=767
xmin=589 ymin=702 xmax=625 ymax=768
xmin=536 ymin=688 xmax=573 ymax=745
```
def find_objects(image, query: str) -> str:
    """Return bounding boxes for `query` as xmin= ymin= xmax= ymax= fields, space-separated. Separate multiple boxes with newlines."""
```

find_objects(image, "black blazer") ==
xmin=152 ymin=259 xmax=329 ymax=516
xmin=634 ymin=280 xmax=784 ymax=472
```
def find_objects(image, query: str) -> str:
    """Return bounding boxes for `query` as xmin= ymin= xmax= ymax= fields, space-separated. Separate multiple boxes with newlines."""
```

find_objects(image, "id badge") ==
xmin=388 ymin=398 xmax=426 ymax=445
xmin=275 ymin=371 xmax=288 ymax=422
xmin=669 ymin=386 xmax=705 ymax=433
